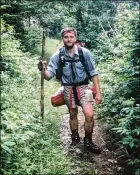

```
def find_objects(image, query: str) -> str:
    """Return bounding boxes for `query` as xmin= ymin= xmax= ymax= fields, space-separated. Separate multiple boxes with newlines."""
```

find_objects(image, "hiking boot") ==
xmin=70 ymin=133 xmax=80 ymax=146
xmin=84 ymin=137 xmax=101 ymax=154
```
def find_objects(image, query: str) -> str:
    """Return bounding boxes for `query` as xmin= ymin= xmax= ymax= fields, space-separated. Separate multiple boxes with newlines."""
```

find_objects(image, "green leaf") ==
xmin=122 ymin=138 xmax=129 ymax=145
xmin=1 ymin=144 xmax=13 ymax=154
xmin=4 ymin=141 xmax=16 ymax=146
xmin=129 ymin=140 xmax=135 ymax=148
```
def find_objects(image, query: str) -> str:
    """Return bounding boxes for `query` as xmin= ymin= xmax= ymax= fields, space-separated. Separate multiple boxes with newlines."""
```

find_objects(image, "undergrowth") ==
xmin=1 ymin=20 xmax=71 ymax=174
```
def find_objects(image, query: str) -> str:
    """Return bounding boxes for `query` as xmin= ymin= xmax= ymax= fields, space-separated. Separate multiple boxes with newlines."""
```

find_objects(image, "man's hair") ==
xmin=61 ymin=27 xmax=77 ymax=37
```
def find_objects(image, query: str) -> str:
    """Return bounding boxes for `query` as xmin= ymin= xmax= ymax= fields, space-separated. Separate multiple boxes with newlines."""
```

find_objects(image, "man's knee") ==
xmin=84 ymin=111 xmax=94 ymax=118
xmin=84 ymin=108 xmax=94 ymax=123
xmin=82 ymin=104 xmax=94 ymax=118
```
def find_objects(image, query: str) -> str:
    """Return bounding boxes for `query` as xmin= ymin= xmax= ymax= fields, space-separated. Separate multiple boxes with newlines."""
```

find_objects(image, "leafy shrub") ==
xmin=1 ymin=19 xmax=71 ymax=174
xmin=22 ymin=26 xmax=42 ymax=54
xmin=94 ymin=3 xmax=140 ymax=174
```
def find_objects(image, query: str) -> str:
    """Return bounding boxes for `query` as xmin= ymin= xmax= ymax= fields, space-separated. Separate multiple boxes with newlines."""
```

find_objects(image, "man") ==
xmin=39 ymin=27 xmax=102 ymax=154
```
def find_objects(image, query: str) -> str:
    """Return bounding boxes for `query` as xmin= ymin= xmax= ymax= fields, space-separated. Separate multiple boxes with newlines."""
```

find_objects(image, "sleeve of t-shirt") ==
xmin=46 ymin=50 xmax=60 ymax=78
xmin=83 ymin=48 xmax=98 ymax=78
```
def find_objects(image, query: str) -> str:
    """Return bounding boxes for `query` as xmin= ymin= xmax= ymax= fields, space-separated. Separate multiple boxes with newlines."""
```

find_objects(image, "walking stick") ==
xmin=41 ymin=29 xmax=46 ymax=119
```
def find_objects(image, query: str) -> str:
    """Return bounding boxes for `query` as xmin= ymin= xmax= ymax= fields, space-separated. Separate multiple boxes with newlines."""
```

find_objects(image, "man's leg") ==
xmin=82 ymin=104 xmax=94 ymax=133
xmin=64 ymin=86 xmax=80 ymax=146
xmin=69 ymin=107 xmax=80 ymax=146
xmin=82 ymin=104 xmax=101 ymax=154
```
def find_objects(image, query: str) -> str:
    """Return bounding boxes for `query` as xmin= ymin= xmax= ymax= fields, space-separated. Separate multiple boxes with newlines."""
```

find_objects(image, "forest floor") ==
xmin=59 ymin=107 xmax=130 ymax=175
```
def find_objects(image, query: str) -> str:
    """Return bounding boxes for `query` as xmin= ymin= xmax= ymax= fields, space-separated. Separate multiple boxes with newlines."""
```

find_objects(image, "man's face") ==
xmin=62 ymin=32 xmax=76 ymax=49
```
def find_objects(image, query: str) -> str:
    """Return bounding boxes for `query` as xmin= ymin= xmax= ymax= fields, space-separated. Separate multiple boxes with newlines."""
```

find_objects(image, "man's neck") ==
xmin=65 ymin=46 xmax=75 ymax=57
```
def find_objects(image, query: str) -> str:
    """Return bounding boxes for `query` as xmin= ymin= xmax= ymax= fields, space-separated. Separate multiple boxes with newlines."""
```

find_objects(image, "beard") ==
xmin=64 ymin=43 xmax=75 ymax=50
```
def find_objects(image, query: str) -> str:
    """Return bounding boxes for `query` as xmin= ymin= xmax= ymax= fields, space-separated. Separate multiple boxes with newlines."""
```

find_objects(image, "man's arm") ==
xmin=38 ymin=60 xmax=52 ymax=80
xmin=44 ymin=69 xmax=52 ymax=80
xmin=38 ymin=51 xmax=60 ymax=80
xmin=83 ymin=49 xmax=102 ymax=104
xmin=92 ymin=75 xmax=102 ymax=104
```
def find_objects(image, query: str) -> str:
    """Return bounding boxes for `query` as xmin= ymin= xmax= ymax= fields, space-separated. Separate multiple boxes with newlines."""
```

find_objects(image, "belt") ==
xmin=62 ymin=78 xmax=89 ymax=86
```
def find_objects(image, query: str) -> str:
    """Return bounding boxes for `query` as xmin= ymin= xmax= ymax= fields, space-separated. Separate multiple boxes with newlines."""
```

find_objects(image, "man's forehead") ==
xmin=63 ymin=31 xmax=76 ymax=37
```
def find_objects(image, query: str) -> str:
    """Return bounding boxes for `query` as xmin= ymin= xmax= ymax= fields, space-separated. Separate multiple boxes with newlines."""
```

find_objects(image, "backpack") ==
xmin=56 ymin=46 xmax=90 ymax=83
xmin=52 ymin=46 xmax=97 ymax=107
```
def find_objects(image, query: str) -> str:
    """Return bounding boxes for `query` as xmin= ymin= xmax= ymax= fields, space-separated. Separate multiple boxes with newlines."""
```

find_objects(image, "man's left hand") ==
xmin=95 ymin=93 xmax=102 ymax=104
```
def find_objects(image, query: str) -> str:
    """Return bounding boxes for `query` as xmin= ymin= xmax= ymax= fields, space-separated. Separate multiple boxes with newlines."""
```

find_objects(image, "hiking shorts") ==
xmin=63 ymin=85 xmax=94 ymax=109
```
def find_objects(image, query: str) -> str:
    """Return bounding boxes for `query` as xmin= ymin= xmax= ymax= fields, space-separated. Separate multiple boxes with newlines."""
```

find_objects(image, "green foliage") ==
xmin=94 ymin=3 xmax=140 ymax=174
xmin=22 ymin=26 xmax=42 ymax=53
xmin=1 ymin=19 xmax=71 ymax=174
xmin=112 ymin=104 xmax=140 ymax=148
xmin=1 ymin=1 xmax=25 ymax=40
xmin=34 ymin=36 xmax=61 ymax=60
xmin=1 ymin=19 xmax=25 ymax=76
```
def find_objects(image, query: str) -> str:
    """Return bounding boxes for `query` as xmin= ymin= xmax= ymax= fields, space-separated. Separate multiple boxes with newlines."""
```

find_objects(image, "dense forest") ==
xmin=1 ymin=0 xmax=140 ymax=175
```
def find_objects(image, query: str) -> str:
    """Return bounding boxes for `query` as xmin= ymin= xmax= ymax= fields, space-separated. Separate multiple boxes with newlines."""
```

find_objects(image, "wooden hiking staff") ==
xmin=40 ymin=29 xmax=46 ymax=119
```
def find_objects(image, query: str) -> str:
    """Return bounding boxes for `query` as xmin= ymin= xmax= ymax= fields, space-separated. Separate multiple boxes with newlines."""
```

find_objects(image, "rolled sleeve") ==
xmin=46 ymin=50 xmax=60 ymax=78
xmin=83 ymin=49 xmax=98 ymax=78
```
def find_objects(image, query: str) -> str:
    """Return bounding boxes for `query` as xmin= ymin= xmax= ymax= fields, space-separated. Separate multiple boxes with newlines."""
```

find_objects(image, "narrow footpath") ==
xmin=59 ymin=107 xmax=126 ymax=175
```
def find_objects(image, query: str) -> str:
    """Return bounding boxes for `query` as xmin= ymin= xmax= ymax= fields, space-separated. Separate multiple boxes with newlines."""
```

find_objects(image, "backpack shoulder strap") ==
xmin=77 ymin=46 xmax=90 ymax=79
xmin=59 ymin=47 xmax=64 ymax=61
xmin=77 ymin=46 xmax=85 ymax=62
xmin=59 ymin=47 xmax=65 ymax=67
xmin=56 ymin=47 xmax=65 ymax=81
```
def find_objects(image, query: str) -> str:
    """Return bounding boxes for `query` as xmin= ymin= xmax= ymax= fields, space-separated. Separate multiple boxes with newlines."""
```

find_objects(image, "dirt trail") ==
xmin=60 ymin=107 xmax=125 ymax=175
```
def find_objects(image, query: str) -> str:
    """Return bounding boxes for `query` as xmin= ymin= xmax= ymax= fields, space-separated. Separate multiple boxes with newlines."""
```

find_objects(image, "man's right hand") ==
xmin=38 ymin=60 xmax=46 ymax=71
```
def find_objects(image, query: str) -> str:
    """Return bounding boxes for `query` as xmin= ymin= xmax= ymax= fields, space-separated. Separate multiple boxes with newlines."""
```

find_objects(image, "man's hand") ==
xmin=95 ymin=93 xmax=102 ymax=104
xmin=38 ymin=60 xmax=46 ymax=71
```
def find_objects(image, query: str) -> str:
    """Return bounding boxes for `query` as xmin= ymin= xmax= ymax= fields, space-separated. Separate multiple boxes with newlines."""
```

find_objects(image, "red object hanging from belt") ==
xmin=70 ymin=88 xmax=73 ymax=113
xmin=90 ymin=87 xmax=97 ymax=95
